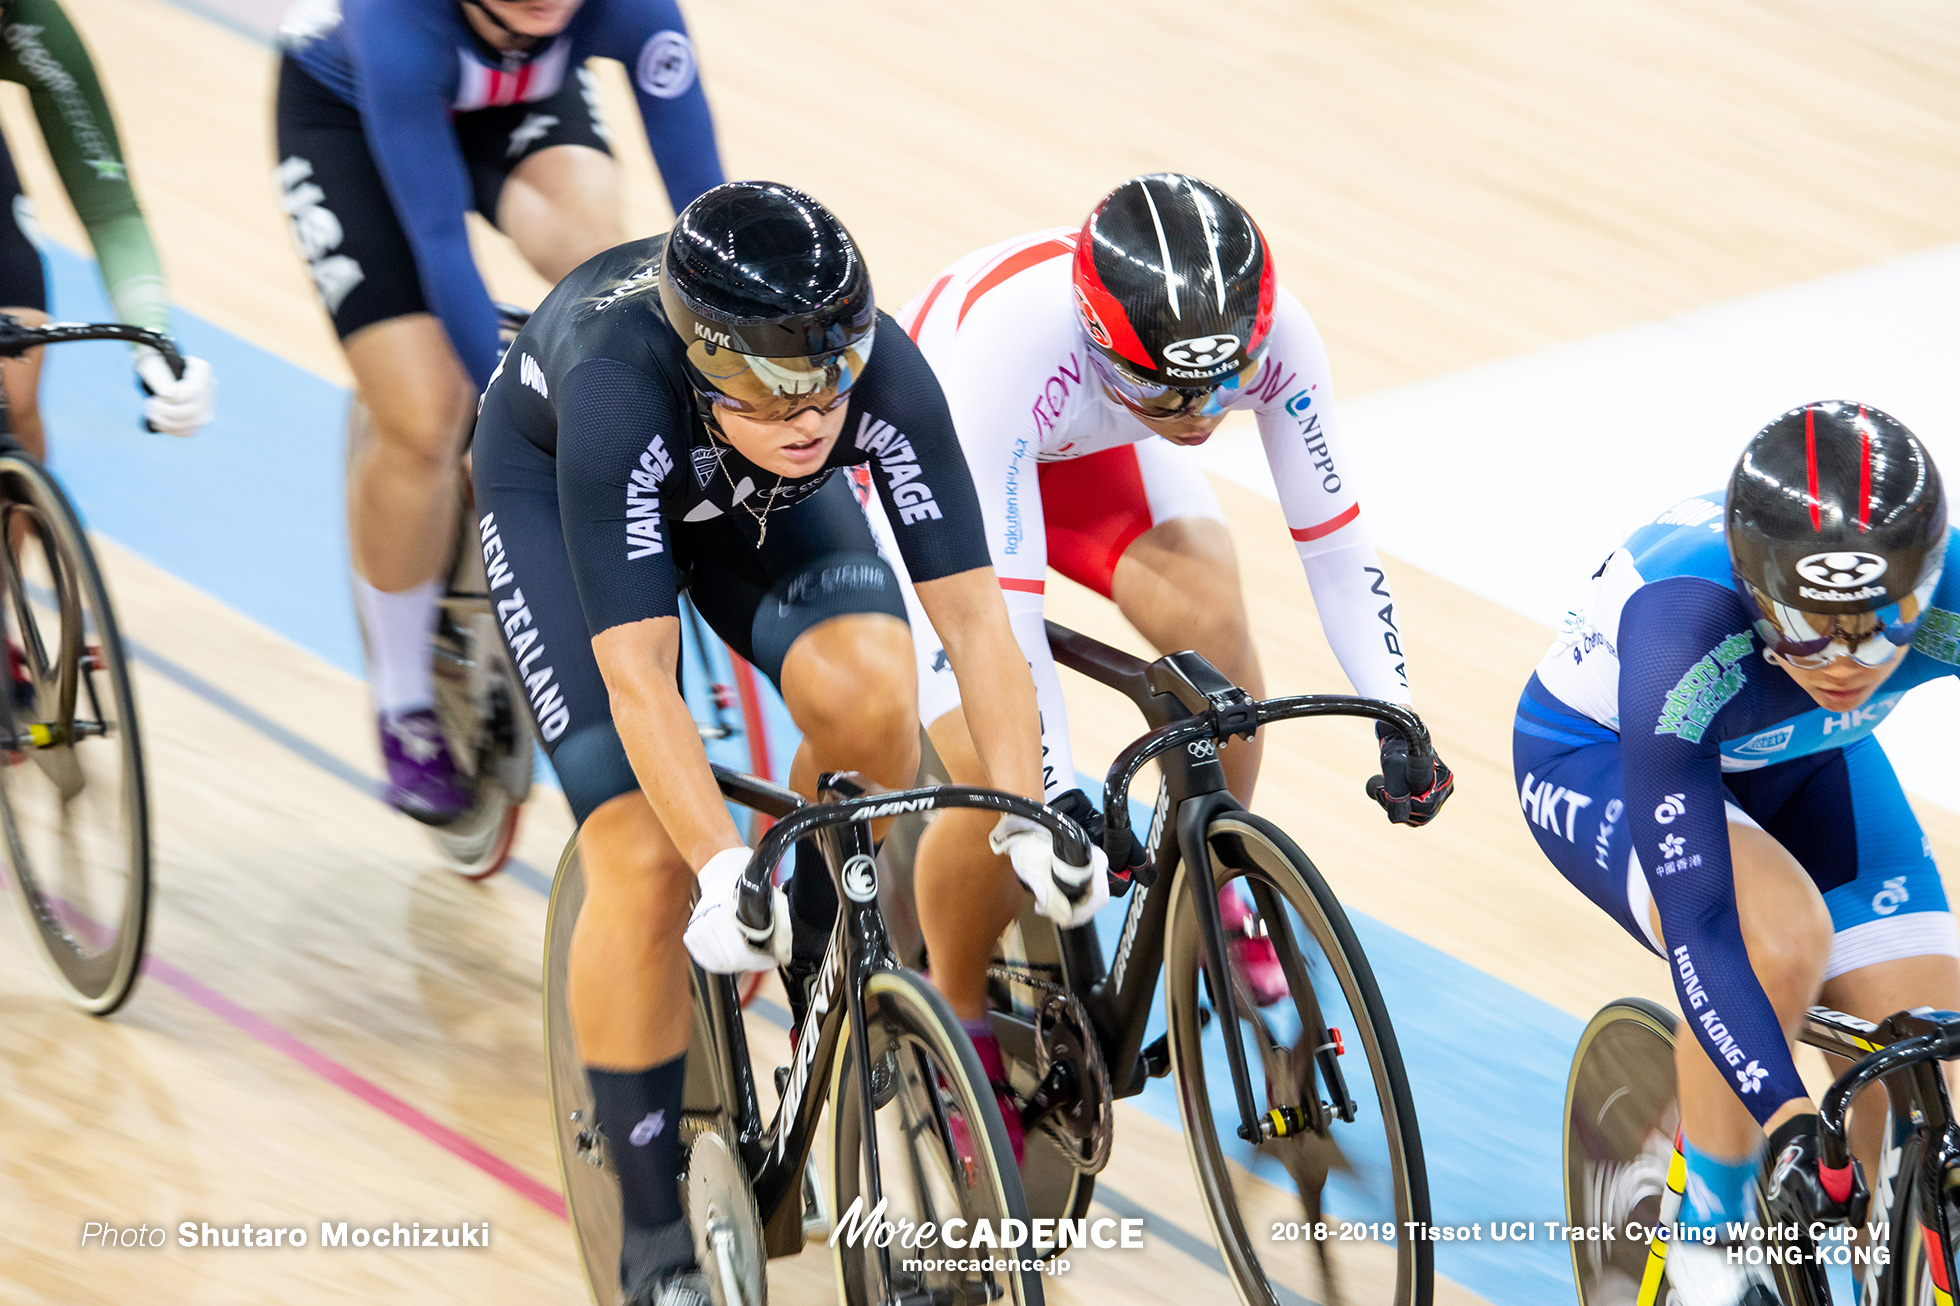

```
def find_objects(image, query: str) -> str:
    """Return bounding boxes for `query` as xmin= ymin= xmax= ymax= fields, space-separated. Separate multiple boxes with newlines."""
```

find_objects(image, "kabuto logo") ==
xmin=1162 ymin=334 xmax=1240 ymax=370
xmin=1796 ymin=551 xmax=1888 ymax=591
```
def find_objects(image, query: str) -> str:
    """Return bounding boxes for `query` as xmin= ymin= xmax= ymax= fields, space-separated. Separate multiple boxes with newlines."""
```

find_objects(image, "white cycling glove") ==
xmin=991 ymin=813 xmax=1110 ymax=928
xmin=684 ymin=846 xmax=790 ymax=974
xmin=135 ymin=351 xmax=216 ymax=437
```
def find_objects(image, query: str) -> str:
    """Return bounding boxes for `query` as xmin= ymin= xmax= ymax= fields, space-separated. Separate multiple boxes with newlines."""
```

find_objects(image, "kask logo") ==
xmin=1162 ymin=334 xmax=1240 ymax=369
xmin=1795 ymin=551 xmax=1888 ymax=591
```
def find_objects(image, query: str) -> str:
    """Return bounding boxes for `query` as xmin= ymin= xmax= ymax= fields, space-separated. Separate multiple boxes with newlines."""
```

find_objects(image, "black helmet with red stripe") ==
xmin=1727 ymin=400 xmax=1948 ymax=668
xmin=1072 ymin=174 xmax=1276 ymax=407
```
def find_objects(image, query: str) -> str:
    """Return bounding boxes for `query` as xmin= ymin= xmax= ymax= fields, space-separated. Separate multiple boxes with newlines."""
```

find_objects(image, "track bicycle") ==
xmin=1567 ymin=999 xmax=1960 ymax=1306
xmin=0 ymin=316 xmax=186 ymax=1014
xmin=546 ymin=766 xmax=1098 ymax=1306
xmin=887 ymin=620 xmax=1436 ymax=1306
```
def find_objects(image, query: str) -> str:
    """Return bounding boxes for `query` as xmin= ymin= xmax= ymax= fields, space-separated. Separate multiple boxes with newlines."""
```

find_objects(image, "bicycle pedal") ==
xmin=774 ymin=1065 xmax=791 ymax=1096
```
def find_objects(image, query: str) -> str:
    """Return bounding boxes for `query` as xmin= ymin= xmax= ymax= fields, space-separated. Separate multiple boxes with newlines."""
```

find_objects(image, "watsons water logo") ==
xmin=1734 ymin=724 xmax=1795 ymax=756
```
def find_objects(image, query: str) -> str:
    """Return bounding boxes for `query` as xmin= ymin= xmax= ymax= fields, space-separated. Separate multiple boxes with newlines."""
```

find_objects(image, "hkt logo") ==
xmin=1795 ymin=551 xmax=1888 ymax=591
xmin=1162 ymin=334 xmax=1240 ymax=369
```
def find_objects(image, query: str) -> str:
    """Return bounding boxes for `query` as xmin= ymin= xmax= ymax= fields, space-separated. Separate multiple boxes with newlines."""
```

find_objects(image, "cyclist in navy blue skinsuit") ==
xmin=1517 ymin=402 xmax=1955 ymax=1306
xmin=274 ymin=0 xmax=723 ymax=823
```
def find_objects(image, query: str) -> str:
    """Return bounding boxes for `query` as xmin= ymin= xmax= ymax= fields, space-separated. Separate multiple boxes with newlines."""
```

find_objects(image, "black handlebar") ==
xmin=0 ymin=318 xmax=185 ymax=379
xmin=1817 ymin=1011 xmax=1960 ymax=1172
xmin=1100 ymin=693 xmax=1435 ymax=845
xmin=733 ymin=778 xmax=1094 ymax=935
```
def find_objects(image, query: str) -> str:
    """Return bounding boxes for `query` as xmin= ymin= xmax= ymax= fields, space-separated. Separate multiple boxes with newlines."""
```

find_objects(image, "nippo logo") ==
xmin=1795 ymin=551 xmax=1888 ymax=591
xmin=1161 ymin=334 xmax=1240 ymax=369
xmin=841 ymin=854 xmax=878 ymax=903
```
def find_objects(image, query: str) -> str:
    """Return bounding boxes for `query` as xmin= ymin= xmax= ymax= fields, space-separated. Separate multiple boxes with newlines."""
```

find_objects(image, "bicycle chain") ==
xmin=987 ymin=963 xmax=1114 ymax=1175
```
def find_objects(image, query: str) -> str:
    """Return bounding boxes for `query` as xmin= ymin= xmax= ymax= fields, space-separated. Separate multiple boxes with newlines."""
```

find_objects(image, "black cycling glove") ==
xmin=1367 ymin=721 xmax=1454 ymax=827
xmin=1762 ymin=1113 xmax=1869 ymax=1229
xmin=1050 ymin=787 xmax=1148 ymax=879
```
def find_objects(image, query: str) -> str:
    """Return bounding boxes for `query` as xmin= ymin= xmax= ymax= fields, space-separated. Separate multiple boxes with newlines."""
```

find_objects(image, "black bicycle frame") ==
xmin=1801 ymin=1006 xmax=1960 ymax=1306
xmin=1026 ymin=620 xmax=1434 ymax=1145
xmin=704 ymin=767 xmax=1095 ymax=1258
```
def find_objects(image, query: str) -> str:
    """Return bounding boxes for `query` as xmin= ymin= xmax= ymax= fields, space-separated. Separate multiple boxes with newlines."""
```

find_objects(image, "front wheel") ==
xmin=1166 ymin=811 xmax=1430 ymax=1306
xmin=1564 ymin=999 xmax=1682 ymax=1306
xmin=0 ymin=454 xmax=149 ymax=1014
xmin=831 ymin=966 xmax=1045 ymax=1306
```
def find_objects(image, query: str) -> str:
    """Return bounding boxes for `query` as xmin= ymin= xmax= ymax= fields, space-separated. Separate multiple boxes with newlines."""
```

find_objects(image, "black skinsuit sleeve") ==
xmin=845 ymin=319 xmax=993 ymax=584
xmin=555 ymin=357 xmax=687 ymax=633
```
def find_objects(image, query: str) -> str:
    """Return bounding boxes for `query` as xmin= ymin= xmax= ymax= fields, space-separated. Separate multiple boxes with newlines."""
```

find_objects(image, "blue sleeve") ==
xmin=342 ymin=1 xmax=504 ymax=388
xmin=1618 ymin=579 xmax=1808 ymax=1126
xmin=582 ymin=0 xmax=725 ymax=210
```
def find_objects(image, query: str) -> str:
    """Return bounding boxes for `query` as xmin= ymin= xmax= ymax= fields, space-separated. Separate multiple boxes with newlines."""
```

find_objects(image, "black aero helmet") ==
xmin=1072 ymin=173 xmax=1276 ymax=418
xmin=660 ymin=181 xmax=876 ymax=421
xmin=1727 ymin=400 xmax=1948 ymax=668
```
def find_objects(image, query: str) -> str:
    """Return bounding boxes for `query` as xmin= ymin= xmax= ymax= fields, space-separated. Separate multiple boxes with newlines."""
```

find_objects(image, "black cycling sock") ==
xmin=786 ymin=838 xmax=838 ymax=966
xmin=587 ymin=1057 xmax=687 ymax=1235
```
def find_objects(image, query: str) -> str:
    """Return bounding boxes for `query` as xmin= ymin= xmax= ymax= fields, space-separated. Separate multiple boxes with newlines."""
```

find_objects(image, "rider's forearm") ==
xmin=611 ymin=675 xmax=745 ymax=868
xmin=925 ymin=576 xmax=1050 ymax=800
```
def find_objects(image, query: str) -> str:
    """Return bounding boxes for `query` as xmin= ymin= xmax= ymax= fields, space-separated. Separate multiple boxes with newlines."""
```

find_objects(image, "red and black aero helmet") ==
xmin=1072 ymin=174 xmax=1276 ymax=393
xmin=1727 ymin=400 xmax=1948 ymax=668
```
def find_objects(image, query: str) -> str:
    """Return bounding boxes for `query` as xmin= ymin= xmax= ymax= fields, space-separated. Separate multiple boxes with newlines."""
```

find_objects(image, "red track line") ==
xmin=143 ymin=954 xmax=567 ymax=1221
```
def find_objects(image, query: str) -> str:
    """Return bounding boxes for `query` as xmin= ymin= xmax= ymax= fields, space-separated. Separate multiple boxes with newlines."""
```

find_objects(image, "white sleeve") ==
xmin=1253 ymin=291 xmax=1413 ymax=704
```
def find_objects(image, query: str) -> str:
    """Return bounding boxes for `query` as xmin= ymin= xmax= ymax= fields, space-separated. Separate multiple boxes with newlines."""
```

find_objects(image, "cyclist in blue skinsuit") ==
xmin=275 ymin=0 xmax=723 ymax=822
xmin=1516 ymin=402 xmax=1954 ymax=1306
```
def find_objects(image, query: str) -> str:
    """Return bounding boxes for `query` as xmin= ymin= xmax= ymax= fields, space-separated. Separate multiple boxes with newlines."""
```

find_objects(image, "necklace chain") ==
xmin=711 ymin=440 xmax=785 ymax=546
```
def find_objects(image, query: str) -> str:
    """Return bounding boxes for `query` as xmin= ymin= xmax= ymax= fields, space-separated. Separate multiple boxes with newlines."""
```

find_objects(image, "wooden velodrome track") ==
xmin=5 ymin=1 xmax=1960 ymax=1303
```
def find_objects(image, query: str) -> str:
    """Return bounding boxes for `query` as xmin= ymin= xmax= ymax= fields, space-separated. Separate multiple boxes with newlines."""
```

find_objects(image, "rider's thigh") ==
xmin=1650 ymin=820 xmax=1835 ymax=1015
xmin=498 ymin=144 xmax=626 ymax=284
xmin=579 ymin=789 xmax=692 ymax=914
xmin=779 ymin=611 xmax=918 ymax=753
xmin=343 ymin=314 xmax=475 ymax=468
xmin=1114 ymin=515 xmax=1264 ymax=691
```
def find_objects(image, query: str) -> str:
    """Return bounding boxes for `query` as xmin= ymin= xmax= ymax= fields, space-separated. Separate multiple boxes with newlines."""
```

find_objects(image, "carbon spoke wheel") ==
xmin=545 ymin=840 xmax=751 ymax=1306
xmin=1166 ymin=811 xmax=1430 ymax=1306
xmin=831 ymin=967 xmax=1045 ymax=1306
xmin=0 ymin=455 xmax=149 ymax=1014
xmin=1564 ymin=1000 xmax=1681 ymax=1306
xmin=428 ymin=491 xmax=532 ymax=880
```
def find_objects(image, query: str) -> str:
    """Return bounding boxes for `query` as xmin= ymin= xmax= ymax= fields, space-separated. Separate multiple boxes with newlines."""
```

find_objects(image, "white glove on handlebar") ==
xmin=135 ymin=351 xmax=216 ymax=437
xmin=684 ymin=847 xmax=790 ymax=974
xmin=992 ymin=813 xmax=1110 ymax=928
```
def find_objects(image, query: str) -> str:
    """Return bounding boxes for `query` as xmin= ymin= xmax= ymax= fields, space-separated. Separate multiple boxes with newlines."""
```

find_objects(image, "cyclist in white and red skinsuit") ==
xmin=866 ymin=175 xmax=1453 ymax=1074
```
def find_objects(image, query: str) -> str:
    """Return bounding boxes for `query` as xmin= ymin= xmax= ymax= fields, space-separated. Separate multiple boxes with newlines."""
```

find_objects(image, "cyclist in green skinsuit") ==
xmin=0 ymin=0 xmax=213 ymax=451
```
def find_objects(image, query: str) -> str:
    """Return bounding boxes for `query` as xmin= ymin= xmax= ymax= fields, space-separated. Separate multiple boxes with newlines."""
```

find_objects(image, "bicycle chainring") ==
xmin=684 ymin=1123 xmax=766 ymax=1306
xmin=1032 ymin=989 xmax=1114 ymax=1175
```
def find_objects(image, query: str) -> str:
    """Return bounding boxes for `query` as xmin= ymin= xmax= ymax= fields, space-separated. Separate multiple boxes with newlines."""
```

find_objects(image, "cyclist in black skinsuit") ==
xmin=471 ymin=181 xmax=1105 ymax=1304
